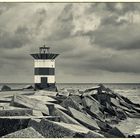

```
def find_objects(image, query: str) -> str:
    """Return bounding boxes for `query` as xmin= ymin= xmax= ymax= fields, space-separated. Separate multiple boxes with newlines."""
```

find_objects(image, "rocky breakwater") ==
xmin=0 ymin=84 xmax=140 ymax=138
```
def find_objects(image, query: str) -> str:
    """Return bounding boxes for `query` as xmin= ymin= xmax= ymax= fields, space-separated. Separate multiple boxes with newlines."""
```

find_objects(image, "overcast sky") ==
xmin=0 ymin=3 xmax=140 ymax=83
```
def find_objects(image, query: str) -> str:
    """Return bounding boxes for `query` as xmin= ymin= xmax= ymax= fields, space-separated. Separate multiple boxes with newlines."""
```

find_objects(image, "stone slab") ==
xmin=28 ymin=95 xmax=57 ymax=103
xmin=54 ymin=121 xmax=90 ymax=134
xmin=108 ymin=127 xmax=125 ymax=138
xmin=69 ymin=107 xmax=100 ymax=130
xmin=48 ymin=105 xmax=80 ymax=125
xmin=61 ymin=97 xmax=83 ymax=112
xmin=11 ymin=94 xmax=49 ymax=115
xmin=82 ymin=90 xmax=98 ymax=97
xmin=29 ymin=119 xmax=76 ymax=138
xmin=0 ymin=117 xmax=29 ymax=137
xmin=84 ymin=131 xmax=104 ymax=138
xmin=0 ymin=90 xmax=35 ymax=98
xmin=2 ymin=127 xmax=43 ymax=138
xmin=0 ymin=108 xmax=33 ymax=116
xmin=84 ymin=86 xmax=100 ymax=93
xmin=69 ymin=95 xmax=82 ymax=104
xmin=0 ymin=97 xmax=11 ymax=102
xmin=33 ymin=110 xmax=43 ymax=116
xmin=34 ymin=90 xmax=57 ymax=97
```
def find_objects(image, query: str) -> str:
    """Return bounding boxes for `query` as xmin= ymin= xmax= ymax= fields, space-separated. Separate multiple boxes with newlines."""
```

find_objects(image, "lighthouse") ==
xmin=30 ymin=45 xmax=59 ymax=91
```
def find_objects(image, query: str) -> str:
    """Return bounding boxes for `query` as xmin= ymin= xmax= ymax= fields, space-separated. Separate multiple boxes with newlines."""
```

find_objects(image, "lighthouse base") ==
xmin=34 ymin=83 xmax=57 ymax=92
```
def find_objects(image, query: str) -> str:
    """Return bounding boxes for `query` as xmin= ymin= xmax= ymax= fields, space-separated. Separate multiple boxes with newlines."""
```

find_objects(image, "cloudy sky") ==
xmin=0 ymin=2 xmax=140 ymax=83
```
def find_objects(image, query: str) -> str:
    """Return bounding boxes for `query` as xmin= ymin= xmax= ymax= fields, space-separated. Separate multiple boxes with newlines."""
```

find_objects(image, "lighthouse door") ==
xmin=41 ymin=77 xmax=48 ymax=83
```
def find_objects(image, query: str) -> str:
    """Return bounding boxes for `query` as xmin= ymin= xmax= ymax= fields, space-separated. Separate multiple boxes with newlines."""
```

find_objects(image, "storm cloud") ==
xmin=0 ymin=3 xmax=140 ymax=83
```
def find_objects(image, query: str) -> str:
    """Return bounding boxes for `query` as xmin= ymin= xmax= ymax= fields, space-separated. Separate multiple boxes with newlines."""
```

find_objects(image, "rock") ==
xmin=53 ymin=121 xmax=90 ymax=134
xmin=32 ymin=110 xmax=43 ymax=116
xmin=28 ymin=95 xmax=57 ymax=103
xmin=120 ymin=100 xmax=134 ymax=109
xmin=11 ymin=94 xmax=49 ymax=115
xmin=23 ymin=85 xmax=34 ymax=90
xmin=69 ymin=95 xmax=82 ymax=104
xmin=96 ymin=120 xmax=112 ymax=132
xmin=48 ymin=104 xmax=80 ymax=125
xmin=2 ymin=127 xmax=43 ymax=138
xmin=0 ymin=117 xmax=29 ymax=137
xmin=125 ymin=111 xmax=140 ymax=118
xmin=34 ymin=90 xmax=57 ymax=97
xmin=1 ymin=85 xmax=11 ymax=91
xmin=105 ymin=102 xmax=116 ymax=116
xmin=68 ymin=107 xmax=100 ymax=130
xmin=96 ymin=93 xmax=111 ymax=106
xmin=61 ymin=97 xmax=83 ymax=112
xmin=0 ymin=116 xmax=60 ymax=120
xmin=84 ymin=86 xmax=100 ymax=93
xmin=0 ymin=90 xmax=35 ymax=98
xmin=82 ymin=90 xmax=98 ymax=97
xmin=82 ymin=96 xmax=95 ymax=107
xmin=90 ymin=105 xmax=104 ymax=120
xmin=0 ymin=108 xmax=33 ymax=116
xmin=0 ymin=97 xmax=11 ymax=103
xmin=133 ymin=128 xmax=140 ymax=137
xmin=111 ymin=98 xmax=130 ymax=112
xmin=84 ymin=131 xmax=104 ymax=138
xmin=97 ymin=84 xmax=107 ymax=93
xmin=113 ymin=107 xmax=127 ymax=120
xmin=107 ymin=127 xmax=125 ymax=138
xmin=29 ymin=119 xmax=83 ymax=138
xmin=82 ymin=96 xmax=101 ymax=108
xmin=58 ymin=91 xmax=70 ymax=97
xmin=66 ymin=88 xmax=76 ymax=93
xmin=46 ymin=102 xmax=67 ymax=112
xmin=53 ymin=95 xmax=67 ymax=103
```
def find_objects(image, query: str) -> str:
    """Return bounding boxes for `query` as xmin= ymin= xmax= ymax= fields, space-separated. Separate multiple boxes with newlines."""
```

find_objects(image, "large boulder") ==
xmin=23 ymin=85 xmax=34 ymax=90
xmin=68 ymin=107 xmax=100 ymax=130
xmin=48 ymin=104 xmax=80 ymax=125
xmin=0 ymin=117 xmax=30 ymax=137
xmin=29 ymin=118 xmax=89 ymax=138
xmin=2 ymin=127 xmax=43 ymax=138
xmin=1 ymin=85 xmax=11 ymax=91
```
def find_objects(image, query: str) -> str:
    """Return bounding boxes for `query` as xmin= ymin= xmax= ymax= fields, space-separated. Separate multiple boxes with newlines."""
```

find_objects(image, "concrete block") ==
xmin=48 ymin=104 xmax=80 ymax=125
xmin=68 ymin=107 xmax=100 ymax=130
xmin=0 ymin=108 xmax=32 ymax=116
xmin=1 ymin=85 xmax=11 ymax=91
xmin=0 ymin=117 xmax=30 ymax=137
xmin=29 ymin=119 xmax=76 ymax=137
xmin=34 ymin=90 xmax=57 ymax=97
xmin=61 ymin=97 xmax=83 ymax=111
xmin=11 ymin=94 xmax=49 ymax=115
xmin=108 ymin=127 xmax=125 ymax=138
xmin=2 ymin=127 xmax=43 ymax=138
xmin=84 ymin=131 xmax=104 ymax=138
xmin=28 ymin=95 xmax=57 ymax=103
xmin=69 ymin=95 xmax=82 ymax=104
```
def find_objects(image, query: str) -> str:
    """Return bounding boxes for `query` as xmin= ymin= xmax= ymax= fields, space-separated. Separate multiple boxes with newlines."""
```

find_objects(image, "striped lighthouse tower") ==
xmin=30 ymin=45 xmax=59 ymax=91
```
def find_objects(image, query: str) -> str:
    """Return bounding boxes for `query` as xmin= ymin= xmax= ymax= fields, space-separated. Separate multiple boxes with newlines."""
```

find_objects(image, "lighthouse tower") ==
xmin=30 ymin=45 xmax=59 ymax=91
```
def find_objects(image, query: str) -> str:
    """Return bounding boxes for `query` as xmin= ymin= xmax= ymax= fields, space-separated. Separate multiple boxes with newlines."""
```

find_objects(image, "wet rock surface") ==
xmin=0 ymin=84 xmax=139 ymax=137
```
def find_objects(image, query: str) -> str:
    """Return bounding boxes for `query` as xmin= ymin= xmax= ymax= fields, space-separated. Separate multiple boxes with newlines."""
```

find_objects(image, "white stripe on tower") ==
xmin=34 ymin=75 xmax=55 ymax=83
xmin=34 ymin=60 xmax=55 ymax=68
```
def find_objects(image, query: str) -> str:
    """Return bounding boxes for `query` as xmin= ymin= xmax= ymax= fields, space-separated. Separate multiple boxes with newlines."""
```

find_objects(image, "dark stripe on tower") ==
xmin=35 ymin=83 xmax=56 ymax=90
xmin=34 ymin=68 xmax=55 ymax=75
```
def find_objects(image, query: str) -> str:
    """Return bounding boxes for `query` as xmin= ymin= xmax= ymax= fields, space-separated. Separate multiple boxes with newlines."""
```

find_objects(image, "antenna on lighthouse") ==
xmin=39 ymin=45 xmax=50 ymax=54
